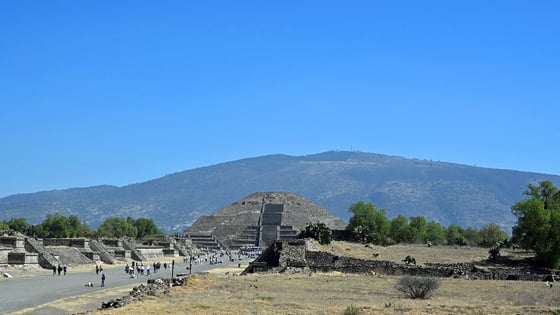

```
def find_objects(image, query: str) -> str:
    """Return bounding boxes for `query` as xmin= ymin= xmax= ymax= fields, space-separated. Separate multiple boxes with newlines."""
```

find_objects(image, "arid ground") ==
xmin=93 ymin=242 xmax=559 ymax=315
xmin=8 ymin=242 xmax=560 ymax=315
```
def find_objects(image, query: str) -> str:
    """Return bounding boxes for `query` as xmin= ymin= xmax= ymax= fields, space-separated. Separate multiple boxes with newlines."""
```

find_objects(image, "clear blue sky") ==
xmin=1 ymin=1 xmax=559 ymax=198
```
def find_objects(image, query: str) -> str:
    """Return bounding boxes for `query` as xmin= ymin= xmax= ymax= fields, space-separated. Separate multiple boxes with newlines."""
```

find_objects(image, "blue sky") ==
xmin=1 ymin=1 xmax=559 ymax=198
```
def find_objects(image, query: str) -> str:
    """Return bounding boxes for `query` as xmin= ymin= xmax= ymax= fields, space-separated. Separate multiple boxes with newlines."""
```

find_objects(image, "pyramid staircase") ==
xmin=187 ymin=233 xmax=223 ymax=251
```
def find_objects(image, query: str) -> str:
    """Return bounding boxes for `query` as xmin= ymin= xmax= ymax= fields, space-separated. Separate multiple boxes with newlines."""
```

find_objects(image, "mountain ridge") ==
xmin=1 ymin=151 xmax=558 ymax=232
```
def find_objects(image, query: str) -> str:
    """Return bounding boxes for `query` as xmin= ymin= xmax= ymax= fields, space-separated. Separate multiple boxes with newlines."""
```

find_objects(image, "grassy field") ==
xmin=94 ymin=242 xmax=559 ymax=315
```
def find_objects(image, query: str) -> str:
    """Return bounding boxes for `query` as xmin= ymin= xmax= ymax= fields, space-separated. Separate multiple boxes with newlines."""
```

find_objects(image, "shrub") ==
xmin=395 ymin=275 xmax=441 ymax=299
xmin=343 ymin=304 xmax=361 ymax=315
xmin=352 ymin=224 xmax=375 ymax=244
xmin=402 ymin=255 xmax=416 ymax=265
xmin=304 ymin=222 xmax=333 ymax=245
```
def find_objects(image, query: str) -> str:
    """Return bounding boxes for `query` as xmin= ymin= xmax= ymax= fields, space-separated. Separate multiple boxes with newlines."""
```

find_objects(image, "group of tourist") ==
xmin=123 ymin=261 xmax=172 ymax=278
xmin=51 ymin=263 xmax=67 ymax=276
xmin=80 ymin=248 xmax=256 ymax=288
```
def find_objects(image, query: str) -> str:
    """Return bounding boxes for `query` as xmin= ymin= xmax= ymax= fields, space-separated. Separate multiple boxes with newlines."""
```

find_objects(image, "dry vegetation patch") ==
xmin=98 ymin=271 xmax=560 ymax=315
xmin=316 ymin=241 xmax=492 ymax=264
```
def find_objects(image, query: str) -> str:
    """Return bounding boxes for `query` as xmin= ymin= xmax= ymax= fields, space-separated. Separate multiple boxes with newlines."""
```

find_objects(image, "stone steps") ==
xmin=90 ymin=240 xmax=117 ymax=264
xmin=47 ymin=247 xmax=93 ymax=265
xmin=122 ymin=239 xmax=147 ymax=261
xmin=24 ymin=238 xmax=59 ymax=269
xmin=187 ymin=234 xmax=222 ymax=251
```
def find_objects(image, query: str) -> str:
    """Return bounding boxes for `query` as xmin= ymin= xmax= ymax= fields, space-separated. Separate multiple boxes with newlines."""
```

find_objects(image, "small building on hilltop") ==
xmin=186 ymin=192 xmax=347 ymax=250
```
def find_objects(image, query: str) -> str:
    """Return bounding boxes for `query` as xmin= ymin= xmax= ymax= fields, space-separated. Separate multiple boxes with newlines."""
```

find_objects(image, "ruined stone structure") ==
xmin=186 ymin=192 xmax=346 ymax=249
xmin=243 ymin=239 xmax=559 ymax=282
xmin=0 ymin=235 xmax=194 ymax=269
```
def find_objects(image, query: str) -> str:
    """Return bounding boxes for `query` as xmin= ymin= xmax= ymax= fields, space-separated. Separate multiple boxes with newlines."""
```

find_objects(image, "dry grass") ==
xmin=94 ymin=242 xmax=560 ymax=315
xmin=98 ymin=271 xmax=560 ymax=315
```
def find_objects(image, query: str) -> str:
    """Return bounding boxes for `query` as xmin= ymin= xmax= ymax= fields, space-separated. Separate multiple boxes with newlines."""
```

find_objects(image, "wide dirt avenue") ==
xmin=1 ymin=257 xmax=246 ymax=314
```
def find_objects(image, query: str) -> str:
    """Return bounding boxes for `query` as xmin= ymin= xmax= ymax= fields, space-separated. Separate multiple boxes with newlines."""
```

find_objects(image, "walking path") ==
xmin=1 ymin=257 xmax=248 ymax=314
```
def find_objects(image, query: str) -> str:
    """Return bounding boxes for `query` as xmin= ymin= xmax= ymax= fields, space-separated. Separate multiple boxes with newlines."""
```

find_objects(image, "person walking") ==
xmin=101 ymin=273 xmax=106 ymax=287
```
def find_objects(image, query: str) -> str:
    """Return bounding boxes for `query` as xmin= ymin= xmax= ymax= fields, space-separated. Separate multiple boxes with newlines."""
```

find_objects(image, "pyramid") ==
xmin=186 ymin=192 xmax=346 ymax=249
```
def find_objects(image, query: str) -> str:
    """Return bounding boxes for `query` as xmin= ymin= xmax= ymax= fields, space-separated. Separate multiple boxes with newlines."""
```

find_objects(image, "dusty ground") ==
xmin=94 ymin=242 xmax=559 ymax=315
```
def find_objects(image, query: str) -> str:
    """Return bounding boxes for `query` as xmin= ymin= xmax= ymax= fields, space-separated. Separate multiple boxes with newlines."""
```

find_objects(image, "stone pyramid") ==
xmin=187 ymin=192 xmax=346 ymax=249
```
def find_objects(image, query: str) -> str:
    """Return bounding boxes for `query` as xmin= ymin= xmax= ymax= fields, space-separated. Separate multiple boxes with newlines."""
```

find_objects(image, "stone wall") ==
xmin=243 ymin=239 xmax=559 ymax=282
xmin=101 ymin=239 xmax=122 ymax=248
xmin=8 ymin=252 xmax=38 ymax=264
xmin=112 ymin=249 xmax=130 ymax=259
xmin=0 ymin=248 xmax=11 ymax=263
xmin=136 ymin=247 xmax=165 ymax=259
xmin=163 ymin=249 xmax=178 ymax=256
xmin=43 ymin=238 xmax=89 ymax=248
xmin=278 ymin=240 xmax=307 ymax=268
xmin=0 ymin=236 xmax=25 ymax=249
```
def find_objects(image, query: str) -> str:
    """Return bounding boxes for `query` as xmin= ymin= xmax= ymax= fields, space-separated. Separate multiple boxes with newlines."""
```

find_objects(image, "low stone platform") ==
xmin=243 ymin=239 xmax=559 ymax=282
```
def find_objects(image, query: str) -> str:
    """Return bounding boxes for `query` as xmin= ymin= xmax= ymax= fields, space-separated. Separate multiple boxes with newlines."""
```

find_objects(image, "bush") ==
xmin=395 ymin=275 xmax=441 ymax=299
xmin=402 ymin=255 xmax=416 ymax=265
xmin=343 ymin=304 xmax=361 ymax=315
xmin=304 ymin=222 xmax=333 ymax=245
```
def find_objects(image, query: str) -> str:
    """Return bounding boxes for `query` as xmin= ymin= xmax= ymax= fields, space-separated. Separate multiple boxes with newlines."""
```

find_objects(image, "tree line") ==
xmin=343 ymin=180 xmax=560 ymax=269
xmin=346 ymin=201 xmax=508 ymax=247
xmin=0 ymin=212 xmax=162 ymax=239
xmin=3 ymin=180 xmax=559 ymax=268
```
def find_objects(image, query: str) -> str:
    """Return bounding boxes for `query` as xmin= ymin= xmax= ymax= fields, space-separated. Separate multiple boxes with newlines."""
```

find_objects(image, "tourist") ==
xmin=63 ymin=264 xmax=67 ymax=275
xmin=57 ymin=265 xmax=62 ymax=275
xmin=52 ymin=265 xmax=56 ymax=275
xmin=96 ymin=265 xmax=99 ymax=275
xmin=101 ymin=272 xmax=105 ymax=287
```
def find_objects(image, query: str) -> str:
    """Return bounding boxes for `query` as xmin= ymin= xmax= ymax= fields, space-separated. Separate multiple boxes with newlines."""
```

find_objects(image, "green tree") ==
xmin=446 ymin=224 xmax=466 ymax=246
xmin=134 ymin=218 xmax=162 ymax=238
xmin=304 ymin=222 xmax=333 ymax=245
xmin=408 ymin=216 xmax=427 ymax=243
xmin=478 ymin=223 xmax=508 ymax=247
xmin=512 ymin=181 xmax=560 ymax=268
xmin=7 ymin=217 xmax=30 ymax=234
xmin=97 ymin=217 xmax=137 ymax=238
xmin=425 ymin=221 xmax=446 ymax=244
xmin=347 ymin=202 xmax=390 ymax=245
xmin=389 ymin=214 xmax=412 ymax=243
xmin=68 ymin=215 xmax=94 ymax=237
xmin=35 ymin=213 xmax=73 ymax=238
xmin=462 ymin=227 xmax=481 ymax=246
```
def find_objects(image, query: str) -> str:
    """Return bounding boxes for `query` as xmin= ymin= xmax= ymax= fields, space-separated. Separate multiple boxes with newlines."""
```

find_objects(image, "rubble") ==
xmin=99 ymin=277 xmax=187 ymax=310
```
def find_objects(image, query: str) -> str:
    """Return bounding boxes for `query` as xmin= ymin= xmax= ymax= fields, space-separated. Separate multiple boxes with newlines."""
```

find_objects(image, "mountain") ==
xmin=1 ymin=151 xmax=558 ymax=232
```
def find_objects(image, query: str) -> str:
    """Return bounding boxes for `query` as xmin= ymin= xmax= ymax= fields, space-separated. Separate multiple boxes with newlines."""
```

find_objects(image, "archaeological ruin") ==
xmin=1 ymin=191 xmax=346 ymax=270
xmin=0 ymin=234 xmax=193 ymax=270
xmin=185 ymin=192 xmax=346 ymax=250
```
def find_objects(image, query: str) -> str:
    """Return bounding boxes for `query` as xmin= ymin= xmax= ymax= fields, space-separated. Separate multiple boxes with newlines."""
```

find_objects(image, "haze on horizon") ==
xmin=1 ymin=1 xmax=559 ymax=198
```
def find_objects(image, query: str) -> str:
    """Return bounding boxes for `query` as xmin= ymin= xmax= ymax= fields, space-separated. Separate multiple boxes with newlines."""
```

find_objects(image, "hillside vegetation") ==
xmin=0 ymin=151 xmax=559 ymax=231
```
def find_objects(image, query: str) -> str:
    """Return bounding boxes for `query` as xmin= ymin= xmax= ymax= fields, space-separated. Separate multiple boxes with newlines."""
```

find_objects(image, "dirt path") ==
xmin=1 ymin=258 xmax=248 ymax=314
